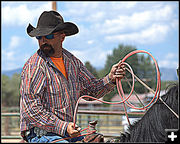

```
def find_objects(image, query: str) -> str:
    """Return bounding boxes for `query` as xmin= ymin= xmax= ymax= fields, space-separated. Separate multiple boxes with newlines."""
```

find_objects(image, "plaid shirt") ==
xmin=20 ymin=48 xmax=115 ymax=139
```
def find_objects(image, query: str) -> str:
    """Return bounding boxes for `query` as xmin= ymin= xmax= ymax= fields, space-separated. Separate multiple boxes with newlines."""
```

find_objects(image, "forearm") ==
xmin=96 ymin=75 xmax=116 ymax=98
xmin=80 ymin=75 xmax=115 ymax=100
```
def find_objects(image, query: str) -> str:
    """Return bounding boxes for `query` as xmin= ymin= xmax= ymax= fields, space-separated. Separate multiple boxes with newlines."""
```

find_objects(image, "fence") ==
xmin=1 ymin=110 xmax=144 ymax=143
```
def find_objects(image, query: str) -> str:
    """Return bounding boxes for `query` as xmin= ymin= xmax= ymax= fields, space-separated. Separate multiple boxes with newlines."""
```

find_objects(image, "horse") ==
xmin=107 ymin=83 xmax=179 ymax=143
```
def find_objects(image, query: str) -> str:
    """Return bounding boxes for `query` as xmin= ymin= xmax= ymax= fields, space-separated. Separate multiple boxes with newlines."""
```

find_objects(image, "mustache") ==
xmin=40 ymin=43 xmax=55 ymax=56
xmin=40 ymin=43 xmax=52 ymax=49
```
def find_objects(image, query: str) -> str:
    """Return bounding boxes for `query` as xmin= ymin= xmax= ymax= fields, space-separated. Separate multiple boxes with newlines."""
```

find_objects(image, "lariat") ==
xmin=51 ymin=50 xmax=165 ymax=143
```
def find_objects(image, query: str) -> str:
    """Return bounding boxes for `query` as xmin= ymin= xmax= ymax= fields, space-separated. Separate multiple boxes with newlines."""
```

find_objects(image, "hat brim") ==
xmin=27 ymin=22 xmax=79 ymax=37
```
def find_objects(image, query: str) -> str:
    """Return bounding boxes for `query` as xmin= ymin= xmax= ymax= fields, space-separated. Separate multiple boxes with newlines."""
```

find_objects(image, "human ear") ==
xmin=61 ymin=33 xmax=65 ymax=42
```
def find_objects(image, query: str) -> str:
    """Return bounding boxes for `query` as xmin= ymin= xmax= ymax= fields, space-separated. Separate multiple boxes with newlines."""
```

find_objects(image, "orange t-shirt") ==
xmin=50 ymin=57 xmax=68 ymax=79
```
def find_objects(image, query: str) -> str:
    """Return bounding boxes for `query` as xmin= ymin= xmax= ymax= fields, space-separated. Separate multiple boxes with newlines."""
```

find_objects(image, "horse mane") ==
xmin=108 ymin=83 xmax=179 ymax=142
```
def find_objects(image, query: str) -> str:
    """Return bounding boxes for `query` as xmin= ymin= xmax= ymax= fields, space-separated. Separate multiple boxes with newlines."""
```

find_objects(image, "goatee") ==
xmin=40 ymin=43 xmax=55 ymax=57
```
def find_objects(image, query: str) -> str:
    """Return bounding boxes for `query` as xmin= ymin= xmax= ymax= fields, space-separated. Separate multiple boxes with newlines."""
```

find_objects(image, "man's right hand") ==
xmin=67 ymin=122 xmax=81 ymax=138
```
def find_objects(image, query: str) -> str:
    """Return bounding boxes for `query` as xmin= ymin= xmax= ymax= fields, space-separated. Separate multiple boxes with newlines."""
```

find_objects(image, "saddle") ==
xmin=77 ymin=120 xmax=104 ymax=143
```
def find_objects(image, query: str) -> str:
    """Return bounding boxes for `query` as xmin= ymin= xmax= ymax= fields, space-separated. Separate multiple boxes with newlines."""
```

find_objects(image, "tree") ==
xmin=1 ymin=73 xmax=21 ymax=107
xmin=99 ymin=44 xmax=138 ymax=77
xmin=99 ymin=44 xmax=156 ymax=102
xmin=10 ymin=73 xmax=21 ymax=106
xmin=85 ymin=61 xmax=99 ymax=78
xmin=136 ymin=54 xmax=156 ymax=93
xmin=1 ymin=75 xmax=11 ymax=107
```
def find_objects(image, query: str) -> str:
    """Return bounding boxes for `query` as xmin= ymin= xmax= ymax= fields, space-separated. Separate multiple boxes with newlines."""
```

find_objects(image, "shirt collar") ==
xmin=37 ymin=48 xmax=73 ymax=66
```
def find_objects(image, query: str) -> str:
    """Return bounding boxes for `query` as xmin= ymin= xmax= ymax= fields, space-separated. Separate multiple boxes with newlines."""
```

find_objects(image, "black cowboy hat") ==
xmin=27 ymin=10 xmax=79 ymax=37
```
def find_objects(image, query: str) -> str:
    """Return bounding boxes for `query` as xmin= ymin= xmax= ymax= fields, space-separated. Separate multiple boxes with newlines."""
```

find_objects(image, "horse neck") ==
xmin=124 ymin=104 xmax=166 ymax=142
xmin=125 ymin=84 xmax=178 ymax=142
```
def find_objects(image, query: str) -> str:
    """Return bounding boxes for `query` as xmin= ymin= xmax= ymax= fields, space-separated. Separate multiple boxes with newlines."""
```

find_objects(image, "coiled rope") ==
xmin=51 ymin=50 xmax=162 ymax=143
xmin=73 ymin=50 xmax=161 ymax=125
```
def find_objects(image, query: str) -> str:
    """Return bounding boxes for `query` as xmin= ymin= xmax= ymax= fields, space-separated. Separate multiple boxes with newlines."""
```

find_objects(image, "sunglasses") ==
xmin=36 ymin=34 xmax=55 ymax=40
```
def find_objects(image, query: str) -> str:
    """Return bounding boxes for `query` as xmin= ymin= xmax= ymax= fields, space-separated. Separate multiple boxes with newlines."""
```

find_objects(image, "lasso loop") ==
xmin=73 ymin=50 xmax=161 ymax=127
xmin=51 ymin=50 xmax=161 ymax=143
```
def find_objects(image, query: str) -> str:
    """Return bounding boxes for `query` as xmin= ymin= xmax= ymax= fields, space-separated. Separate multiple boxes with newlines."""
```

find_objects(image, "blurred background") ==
xmin=1 ymin=1 xmax=179 ymax=143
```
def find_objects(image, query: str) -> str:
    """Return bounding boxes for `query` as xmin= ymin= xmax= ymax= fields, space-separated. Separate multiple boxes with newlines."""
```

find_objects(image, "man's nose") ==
xmin=42 ymin=36 xmax=47 ymax=43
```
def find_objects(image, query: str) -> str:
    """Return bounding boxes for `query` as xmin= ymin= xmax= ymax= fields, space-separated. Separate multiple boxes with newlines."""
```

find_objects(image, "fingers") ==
xmin=109 ymin=61 xmax=126 ymax=83
xmin=115 ymin=68 xmax=126 ymax=75
xmin=113 ymin=61 xmax=125 ymax=69
xmin=112 ymin=63 xmax=125 ymax=74
xmin=112 ymin=72 xmax=125 ymax=79
xmin=70 ymin=130 xmax=80 ymax=138
xmin=67 ymin=123 xmax=81 ymax=138
xmin=113 ymin=63 xmax=125 ymax=75
xmin=116 ymin=67 xmax=126 ymax=76
xmin=112 ymin=63 xmax=119 ymax=69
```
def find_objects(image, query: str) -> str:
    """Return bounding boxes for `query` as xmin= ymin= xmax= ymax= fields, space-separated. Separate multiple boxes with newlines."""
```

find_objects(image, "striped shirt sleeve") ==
xmin=20 ymin=63 xmax=68 ymax=137
xmin=78 ymin=60 xmax=115 ymax=100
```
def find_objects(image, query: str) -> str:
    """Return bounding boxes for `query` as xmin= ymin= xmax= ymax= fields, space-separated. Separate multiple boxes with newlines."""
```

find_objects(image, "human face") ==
xmin=37 ymin=32 xmax=65 ymax=57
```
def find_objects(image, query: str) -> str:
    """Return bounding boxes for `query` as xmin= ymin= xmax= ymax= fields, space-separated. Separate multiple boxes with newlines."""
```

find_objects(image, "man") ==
xmin=20 ymin=10 xmax=125 ymax=143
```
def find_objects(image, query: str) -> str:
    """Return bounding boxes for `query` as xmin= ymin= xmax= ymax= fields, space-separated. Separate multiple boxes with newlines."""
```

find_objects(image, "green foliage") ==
xmin=136 ymin=54 xmax=157 ymax=92
xmin=85 ymin=61 xmax=99 ymax=78
xmin=98 ymin=44 xmax=138 ymax=77
xmin=99 ymin=44 xmax=157 ymax=102
xmin=1 ymin=73 xmax=21 ymax=107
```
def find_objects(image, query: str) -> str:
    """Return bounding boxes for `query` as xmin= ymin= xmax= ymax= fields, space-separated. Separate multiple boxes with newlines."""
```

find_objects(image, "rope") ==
xmin=51 ymin=50 xmax=163 ymax=143
xmin=73 ymin=50 xmax=161 ymax=127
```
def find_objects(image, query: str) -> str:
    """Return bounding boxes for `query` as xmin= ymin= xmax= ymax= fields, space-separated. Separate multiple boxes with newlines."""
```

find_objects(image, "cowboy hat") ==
xmin=27 ymin=10 xmax=79 ymax=37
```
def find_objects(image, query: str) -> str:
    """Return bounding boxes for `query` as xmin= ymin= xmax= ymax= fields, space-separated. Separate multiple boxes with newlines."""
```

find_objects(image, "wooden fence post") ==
xmin=52 ymin=1 xmax=57 ymax=11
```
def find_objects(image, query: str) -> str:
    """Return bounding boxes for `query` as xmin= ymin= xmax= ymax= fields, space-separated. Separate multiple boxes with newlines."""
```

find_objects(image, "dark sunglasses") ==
xmin=36 ymin=34 xmax=54 ymax=40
